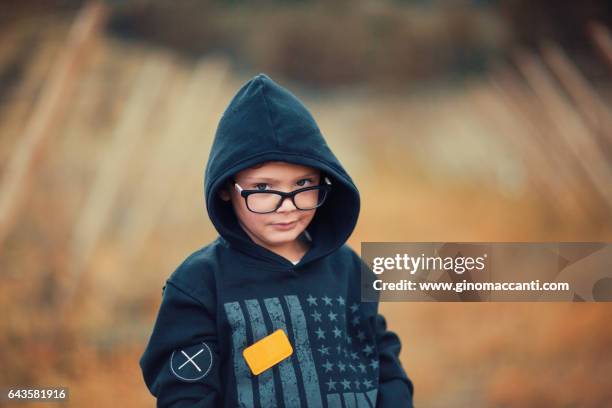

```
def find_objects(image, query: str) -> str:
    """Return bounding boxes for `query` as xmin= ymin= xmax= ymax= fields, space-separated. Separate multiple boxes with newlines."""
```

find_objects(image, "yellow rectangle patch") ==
xmin=243 ymin=329 xmax=293 ymax=375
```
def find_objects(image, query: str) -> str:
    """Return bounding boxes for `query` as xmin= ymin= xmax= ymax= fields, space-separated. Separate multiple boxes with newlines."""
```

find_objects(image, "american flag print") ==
xmin=224 ymin=294 xmax=379 ymax=408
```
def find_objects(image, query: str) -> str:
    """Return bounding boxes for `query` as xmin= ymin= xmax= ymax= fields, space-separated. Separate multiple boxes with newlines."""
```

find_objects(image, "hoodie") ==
xmin=139 ymin=73 xmax=414 ymax=407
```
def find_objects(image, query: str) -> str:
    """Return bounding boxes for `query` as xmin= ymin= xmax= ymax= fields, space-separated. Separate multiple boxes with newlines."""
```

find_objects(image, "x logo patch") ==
xmin=170 ymin=342 xmax=213 ymax=381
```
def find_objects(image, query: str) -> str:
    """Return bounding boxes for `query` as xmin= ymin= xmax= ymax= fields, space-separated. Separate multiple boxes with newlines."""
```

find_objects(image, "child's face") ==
xmin=220 ymin=161 xmax=321 ymax=250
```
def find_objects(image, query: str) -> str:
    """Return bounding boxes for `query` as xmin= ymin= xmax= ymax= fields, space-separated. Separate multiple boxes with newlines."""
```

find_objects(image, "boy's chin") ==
xmin=261 ymin=229 xmax=303 ymax=246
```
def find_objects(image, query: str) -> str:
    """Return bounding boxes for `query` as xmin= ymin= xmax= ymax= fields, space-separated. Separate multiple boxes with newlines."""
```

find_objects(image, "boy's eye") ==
xmin=296 ymin=178 xmax=314 ymax=187
xmin=254 ymin=183 xmax=269 ymax=191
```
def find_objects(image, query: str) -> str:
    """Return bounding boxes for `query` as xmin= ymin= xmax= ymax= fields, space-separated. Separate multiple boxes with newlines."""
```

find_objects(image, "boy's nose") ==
xmin=276 ymin=196 xmax=297 ymax=212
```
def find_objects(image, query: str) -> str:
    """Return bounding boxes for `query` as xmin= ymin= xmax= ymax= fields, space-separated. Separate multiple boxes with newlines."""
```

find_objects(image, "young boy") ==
xmin=139 ymin=73 xmax=414 ymax=407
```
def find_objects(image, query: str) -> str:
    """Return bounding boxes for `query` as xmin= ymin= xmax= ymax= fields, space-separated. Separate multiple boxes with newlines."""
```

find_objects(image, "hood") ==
xmin=204 ymin=73 xmax=360 ymax=267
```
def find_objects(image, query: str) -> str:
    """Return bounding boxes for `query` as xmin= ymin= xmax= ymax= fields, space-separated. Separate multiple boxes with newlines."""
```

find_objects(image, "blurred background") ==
xmin=0 ymin=0 xmax=611 ymax=407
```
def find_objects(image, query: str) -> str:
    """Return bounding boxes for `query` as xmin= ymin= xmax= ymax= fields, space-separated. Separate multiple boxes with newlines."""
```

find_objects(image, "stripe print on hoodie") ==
xmin=139 ymin=73 xmax=414 ymax=408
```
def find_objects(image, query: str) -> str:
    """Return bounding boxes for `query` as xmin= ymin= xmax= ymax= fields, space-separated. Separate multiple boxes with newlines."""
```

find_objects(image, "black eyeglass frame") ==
xmin=234 ymin=176 xmax=332 ymax=214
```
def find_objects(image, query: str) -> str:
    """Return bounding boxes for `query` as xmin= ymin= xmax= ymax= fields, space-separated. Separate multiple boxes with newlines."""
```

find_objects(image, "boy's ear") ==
xmin=218 ymin=179 xmax=234 ymax=201
xmin=218 ymin=189 xmax=230 ymax=201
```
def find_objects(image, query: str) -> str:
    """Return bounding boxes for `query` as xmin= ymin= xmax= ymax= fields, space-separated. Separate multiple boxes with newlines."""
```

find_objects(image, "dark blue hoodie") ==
xmin=139 ymin=73 xmax=414 ymax=407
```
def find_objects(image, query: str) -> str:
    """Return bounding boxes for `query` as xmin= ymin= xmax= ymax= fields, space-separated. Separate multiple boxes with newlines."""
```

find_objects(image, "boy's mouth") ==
xmin=270 ymin=220 xmax=299 ymax=230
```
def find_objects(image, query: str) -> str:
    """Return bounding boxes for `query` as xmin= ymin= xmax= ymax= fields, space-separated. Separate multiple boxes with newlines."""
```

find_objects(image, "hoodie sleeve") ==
xmin=374 ymin=313 xmax=415 ymax=408
xmin=139 ymin=280 xmax=221 ymax=407
xmin=353 ymin=248 xmax=415 ymax=407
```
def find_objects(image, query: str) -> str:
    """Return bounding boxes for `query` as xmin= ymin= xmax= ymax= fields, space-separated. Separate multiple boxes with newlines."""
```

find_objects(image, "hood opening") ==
xmin=204 ymin=74 xmax=360 ymax=266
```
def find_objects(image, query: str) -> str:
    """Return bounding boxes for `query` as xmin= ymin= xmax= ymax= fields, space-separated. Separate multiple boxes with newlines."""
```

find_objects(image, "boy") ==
xmin=139 ymin=73 xmax=414 ymax=407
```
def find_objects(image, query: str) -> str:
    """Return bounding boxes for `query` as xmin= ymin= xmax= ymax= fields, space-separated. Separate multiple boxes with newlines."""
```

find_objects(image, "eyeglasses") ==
xmin=234 ymin=177 xmax=332 ymax=214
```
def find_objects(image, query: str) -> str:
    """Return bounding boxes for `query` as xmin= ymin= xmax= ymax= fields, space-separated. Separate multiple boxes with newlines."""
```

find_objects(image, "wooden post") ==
xmin=486 ymin=68 xmax=588 ymax=218
xmin=0 ymin=1 xmax=107 ymax=250
xmin=65 ymin=55 xmax=174 ymax=302
xmin=513 ymin=49 xmax=612 ymax=212
xmin=117 ymin=57 xmax=229 ymax=260
xmin=589 ymin=22 xmax=612 ymax=69
xmin=541 ymin=41 xmax=612 ymax=144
